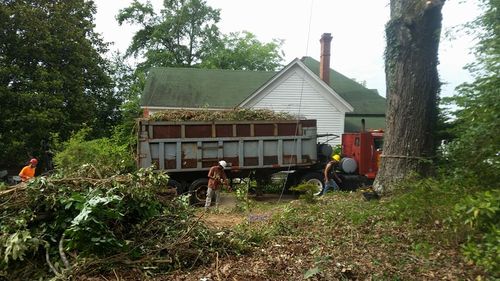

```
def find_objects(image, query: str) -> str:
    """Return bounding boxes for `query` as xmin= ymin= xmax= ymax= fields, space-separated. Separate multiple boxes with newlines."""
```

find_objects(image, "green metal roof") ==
xmin=141 ymin=57 xmax=386 ymax=115
xmin=300 ymin=57 xmax=386 ymax=115
xmin=141 ymin=67 xmax=276 ymax=108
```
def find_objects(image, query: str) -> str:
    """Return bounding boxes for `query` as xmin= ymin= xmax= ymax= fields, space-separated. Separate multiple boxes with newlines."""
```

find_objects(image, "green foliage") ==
xmin=386 ymin=177 xmax=465 ymax=225
xmin=437 ymin=1 xmax=500 ymax=274
xmin=261 ymin=178 xmax=286 ymax=194
xmin=150 ymin=108 xmax=295 ymax=122
xmin=65 ymin=190 xmax=127 ymax=254
xmin=53 ymin=128 xmax=135 ymax=177
xmin=2 ymin=230 xmax=41 ymax=263
xmin=290 ymin=183 xmax=318 ymax=204
xmin=0 ymin=0 xmax=119 ymax=167
xmin=453 ymin=190 xmax=500 ymax=273
xmin=443 ymin=77 xmax=500 ymax=186
xmin=442 ymin=0 xmax=500 ymax=188
xmin=243 ymin=176 xmax=286 ymax=194
xmin=383 ymin=176 xmax=498 ymax=275
xmin=229 ymin=222 xmax=273 ymax=253
xmin=200 ymin=31 xmax=284 ymax=71
xmin=233 ymin=181 xmax=252 ymax=212
xmin=269 ymin=205 xmax=301 ymax=236
xmin=109 ymin=53 xmax=145 ymax=148
xmin=331 ymin=144 xmax=342 ymax=156
xmin=411 ymin=241 xmax=433 ymax=258
xmin=303 ymin=266 xmax=322 ymax=279
xmin=117 ymin=0 xmax=221 ymax=69
xmin=117 ymin=1 xmax=284 ymax=71
xmin=0 ymin=167 xmax=242 ymax=279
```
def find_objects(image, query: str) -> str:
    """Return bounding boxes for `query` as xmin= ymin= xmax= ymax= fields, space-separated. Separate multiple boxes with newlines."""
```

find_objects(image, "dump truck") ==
xmin=137 ymin=118 xmax=383 ymax=202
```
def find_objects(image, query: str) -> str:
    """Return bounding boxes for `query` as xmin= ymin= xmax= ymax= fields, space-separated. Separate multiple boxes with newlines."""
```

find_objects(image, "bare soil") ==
xmin=200 ymin=193 xmax=296 ymax=229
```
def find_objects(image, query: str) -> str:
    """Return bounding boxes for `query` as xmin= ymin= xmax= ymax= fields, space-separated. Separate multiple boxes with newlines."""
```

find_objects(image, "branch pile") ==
xmin=149 ymin=108 xmax=298 ymax=121
xmin=0 ymin=168 xmax=237 ymax=280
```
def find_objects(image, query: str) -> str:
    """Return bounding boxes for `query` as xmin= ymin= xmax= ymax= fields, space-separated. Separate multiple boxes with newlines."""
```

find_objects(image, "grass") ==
xmin=206 ymin=178 xmax=491 ymax=280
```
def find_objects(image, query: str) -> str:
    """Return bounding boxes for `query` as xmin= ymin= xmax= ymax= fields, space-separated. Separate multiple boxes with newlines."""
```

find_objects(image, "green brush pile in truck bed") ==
xmin=148 ymin=108 xmax=298 ymax=121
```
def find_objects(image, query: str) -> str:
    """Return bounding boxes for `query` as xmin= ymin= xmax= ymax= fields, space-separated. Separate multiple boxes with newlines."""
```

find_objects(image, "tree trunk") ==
xmin=374 ymin=0 xmax=445 ymax=193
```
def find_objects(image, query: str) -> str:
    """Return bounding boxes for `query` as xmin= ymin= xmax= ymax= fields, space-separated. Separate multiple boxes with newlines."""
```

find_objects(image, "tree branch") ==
xmin=59 ymin=233 xmax=71 ymax=270
xmin=46 ymin=246 xmax=61 ymax=276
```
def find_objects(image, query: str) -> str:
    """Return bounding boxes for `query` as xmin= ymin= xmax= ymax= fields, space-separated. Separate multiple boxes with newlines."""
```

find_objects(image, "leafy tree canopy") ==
xmin=199 ymin=31 xmax=284 ymax=71
xmin=117 ymin=0 xmax=284 ymax=71
xmin=108 ymin=52 xmax=145 ymax=148
xmin=117 ymin=0 xmax=221 ymax=70
xmin=443 ymin=0 xmax=500 ymax=186
xmin=0 ymin=0 xmax=119 ymax=168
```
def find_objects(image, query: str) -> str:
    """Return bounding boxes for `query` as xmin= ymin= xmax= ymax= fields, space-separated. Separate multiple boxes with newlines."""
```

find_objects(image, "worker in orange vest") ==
xmin=19 ymin=158 xmax=38 ymax=182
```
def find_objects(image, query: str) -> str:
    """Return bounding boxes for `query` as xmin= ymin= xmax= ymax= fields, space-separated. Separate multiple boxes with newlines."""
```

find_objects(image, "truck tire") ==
xmin=189 ymin=178 xmax=209 ymax=205
xmin=167 ymin=179 xmax=183 ymax=195
xmin=301 ymin=173 xmax=324 ymax=196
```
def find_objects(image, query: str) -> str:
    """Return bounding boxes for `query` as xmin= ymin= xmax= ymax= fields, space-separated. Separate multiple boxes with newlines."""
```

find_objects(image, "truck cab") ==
xmin=341 ymin=130 xmax=383 ymax=181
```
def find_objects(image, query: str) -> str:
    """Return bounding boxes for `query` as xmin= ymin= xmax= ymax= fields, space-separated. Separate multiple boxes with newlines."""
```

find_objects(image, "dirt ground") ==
xmin=199 ymin=193 xmax=297 ymax=229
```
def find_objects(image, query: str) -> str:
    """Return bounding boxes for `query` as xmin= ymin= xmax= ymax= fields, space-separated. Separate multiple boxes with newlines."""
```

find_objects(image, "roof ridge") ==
xmin=302 ymin=57 xmax=383 ymax=95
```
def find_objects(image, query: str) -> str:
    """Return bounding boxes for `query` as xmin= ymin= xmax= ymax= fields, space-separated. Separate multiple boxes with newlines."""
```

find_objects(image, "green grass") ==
xmin=223 ymin=177 xmax=492 ymax=280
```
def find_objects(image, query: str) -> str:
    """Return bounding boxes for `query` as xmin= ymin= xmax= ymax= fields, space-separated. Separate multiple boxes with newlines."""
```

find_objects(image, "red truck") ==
xmin=337 ymin=126 xmax=384 ymax=189
xmin=295 ymin=120 xmax=384 ymax=193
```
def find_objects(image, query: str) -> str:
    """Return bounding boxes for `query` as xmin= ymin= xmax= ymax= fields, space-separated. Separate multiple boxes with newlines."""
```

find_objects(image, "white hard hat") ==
xmin=218 ymin=160 xmax=227 ymax=168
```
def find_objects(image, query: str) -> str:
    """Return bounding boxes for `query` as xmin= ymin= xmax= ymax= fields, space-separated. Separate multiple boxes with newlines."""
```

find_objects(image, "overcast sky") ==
xmin=94 ymin=0 xmax=480 ymax=99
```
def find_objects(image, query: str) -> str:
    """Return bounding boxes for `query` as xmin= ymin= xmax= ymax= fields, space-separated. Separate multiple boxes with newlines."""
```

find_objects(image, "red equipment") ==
xmin=340 ymin=120 xmax=384 ymax=180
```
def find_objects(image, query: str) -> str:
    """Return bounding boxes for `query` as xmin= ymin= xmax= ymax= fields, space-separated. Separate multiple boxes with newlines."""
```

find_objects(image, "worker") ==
xmin=205 ymin=160 xmax=231 ymax=210
xmin=19 ymin=158 xmax=38 ymax=182
xmin=321 ymin=154 xmax=342 ymax=195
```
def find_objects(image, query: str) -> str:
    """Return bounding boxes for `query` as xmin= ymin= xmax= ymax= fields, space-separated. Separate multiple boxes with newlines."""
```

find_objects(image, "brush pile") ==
xmin=149 ymin=108 xmax=298 ymax=121
xmin=0 ymin=168 xmax=237 ymax=280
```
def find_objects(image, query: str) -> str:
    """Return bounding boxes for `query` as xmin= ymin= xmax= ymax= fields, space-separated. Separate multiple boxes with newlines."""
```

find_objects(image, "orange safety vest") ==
xmin=19 ymin=165 xmax=36 ymax=181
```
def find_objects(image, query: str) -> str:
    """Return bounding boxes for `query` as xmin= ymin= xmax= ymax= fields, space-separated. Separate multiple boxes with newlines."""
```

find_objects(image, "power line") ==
xmin=278 ymin=0 xmax=315 ymax=202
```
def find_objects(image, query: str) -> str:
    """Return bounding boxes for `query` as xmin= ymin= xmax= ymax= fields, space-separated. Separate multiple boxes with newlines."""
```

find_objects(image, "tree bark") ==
xmin=374 ymin=0 xmax=445 ymax=193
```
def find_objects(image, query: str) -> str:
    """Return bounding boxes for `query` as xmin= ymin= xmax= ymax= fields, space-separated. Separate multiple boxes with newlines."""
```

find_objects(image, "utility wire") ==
xmin=278 ymin=0 xmax=315 ymax=202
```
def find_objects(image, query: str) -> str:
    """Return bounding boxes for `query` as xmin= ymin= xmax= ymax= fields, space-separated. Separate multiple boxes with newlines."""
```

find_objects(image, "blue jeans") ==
xmin=321 ymin=179 xmax=339 ymax=195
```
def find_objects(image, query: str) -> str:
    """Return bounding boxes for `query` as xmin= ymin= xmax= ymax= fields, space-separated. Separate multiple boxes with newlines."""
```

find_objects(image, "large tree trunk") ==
xmin=374 ymin=0 xmax=445 ymax=193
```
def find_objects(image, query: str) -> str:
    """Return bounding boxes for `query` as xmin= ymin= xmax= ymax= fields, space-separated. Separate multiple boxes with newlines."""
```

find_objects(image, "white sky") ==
xmin=94 ymin=0 xmax=480 ymax=98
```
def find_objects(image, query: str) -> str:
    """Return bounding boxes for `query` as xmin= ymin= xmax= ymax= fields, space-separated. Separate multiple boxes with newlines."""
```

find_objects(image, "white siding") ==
xmin=247 ymin=71 xmax=345 ymax=145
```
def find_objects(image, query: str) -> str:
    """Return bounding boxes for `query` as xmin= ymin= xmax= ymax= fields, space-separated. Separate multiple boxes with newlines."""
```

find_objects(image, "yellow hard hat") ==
xmin=332 ymin=154 xmax=341 ymax=161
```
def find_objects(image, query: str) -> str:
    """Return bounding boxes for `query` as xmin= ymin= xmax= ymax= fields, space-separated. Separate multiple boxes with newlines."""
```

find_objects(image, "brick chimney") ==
xmin=319 ymin=33 xmax=332 ymax=85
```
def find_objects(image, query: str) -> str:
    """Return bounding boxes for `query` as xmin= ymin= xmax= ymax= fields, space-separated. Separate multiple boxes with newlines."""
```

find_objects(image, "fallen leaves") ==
xmin=160 ymin=193 xmax=484 ymax=281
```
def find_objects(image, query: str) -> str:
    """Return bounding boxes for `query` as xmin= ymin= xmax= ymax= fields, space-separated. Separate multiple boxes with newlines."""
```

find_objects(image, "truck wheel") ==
xmin=301 ymin=173 xmax=324 ymax=196
xmin=189 ymin=178 xmax=209 ymax=205
xmin=167 ymin=179 xmax=183 ymax=195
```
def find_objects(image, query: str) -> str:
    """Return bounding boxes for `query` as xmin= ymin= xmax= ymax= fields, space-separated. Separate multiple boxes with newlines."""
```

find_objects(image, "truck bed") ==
xmin=137 ymin=119 xmax=318 ymax=173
